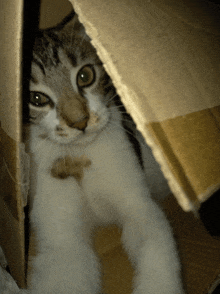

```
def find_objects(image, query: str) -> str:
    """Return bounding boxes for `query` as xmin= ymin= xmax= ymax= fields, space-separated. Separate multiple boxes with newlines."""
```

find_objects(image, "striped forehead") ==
xmin=31 ymin=59 xmax=76 ymax=99
xmin=32 ymin=30 xmax=99 ymax=69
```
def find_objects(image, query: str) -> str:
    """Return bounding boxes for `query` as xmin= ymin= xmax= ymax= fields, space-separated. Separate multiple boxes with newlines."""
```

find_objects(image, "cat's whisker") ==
xmin=106 ymin=93 xmax=119 ymax=105
xmin=111 ymin=113 xmax=136 ymax=123
xmin=108 ymin=108 xmax=130 ymax=115
xmin=103 ymin=82 xmax=114 ymax=90
xmin=79 ymin=32 xmax=87 ymax=47
xmin=108 ymin=104 xmax=126 ymax=110
xmin=101 ymin=123 xmax=112 ymax=142
xmin=109 ymin=108 xmax=135 ymax=119
xmin=108 ymin=107 xmax=131 ymax=116
xmin=119 ymin=118 xmax=136 ymax=125
xmin=109 ymin=121 xmax=137 ymax=140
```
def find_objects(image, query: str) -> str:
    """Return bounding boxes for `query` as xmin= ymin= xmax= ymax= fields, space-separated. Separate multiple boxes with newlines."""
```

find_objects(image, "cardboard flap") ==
xmin=69 ymin=0 xmax=220 ymax=211
xmin=0 ymin=0 xmax=26 ymax=288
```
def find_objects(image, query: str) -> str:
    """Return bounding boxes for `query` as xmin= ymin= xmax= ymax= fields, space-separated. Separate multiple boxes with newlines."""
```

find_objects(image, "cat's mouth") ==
xmin=51 ymin=109 xmax=111 ymax=145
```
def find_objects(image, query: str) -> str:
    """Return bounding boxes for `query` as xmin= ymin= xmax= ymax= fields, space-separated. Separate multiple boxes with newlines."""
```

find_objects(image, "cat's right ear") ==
xmin=59 ymin=11 xmax=77 ymax=28
xmin=59 ymin=11 xmax=86 ymax=36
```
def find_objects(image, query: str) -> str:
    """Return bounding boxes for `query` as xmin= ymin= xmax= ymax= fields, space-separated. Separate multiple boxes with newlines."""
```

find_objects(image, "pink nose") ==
xmin=68 ymin=116 xmax=89 ymax=131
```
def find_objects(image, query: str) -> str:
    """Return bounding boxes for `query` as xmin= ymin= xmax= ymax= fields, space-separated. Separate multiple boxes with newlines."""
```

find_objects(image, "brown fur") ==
xmin=51 ymin=155 xmax=91 ymax=182
xmin=56 ymin=87 xmax=89 ymax=129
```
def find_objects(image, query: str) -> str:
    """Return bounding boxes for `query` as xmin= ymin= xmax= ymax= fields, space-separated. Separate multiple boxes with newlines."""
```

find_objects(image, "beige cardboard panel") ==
xmin=0 ymin=195 xmax=26 ymax=288
xmin=146 ymin=123 xmax=200 ymax=211
xmin=0 ymin=127 xmax=20 ymax=221
xmin=155 ymin=0 xmax=220 ymax=35
xmin=147 ymin=106 xmax=220 ymax=208
xmin=69 ymin=0 xmax=220 ymax=210
xmin=70 ymin=0 xmax=220 ymax=125
xmin=0 ymin=126 xmax=26 ymax=288
xmin=0 ymin=0 xmax=23 ymax=142
xmin=0 ymin=0 xmax=25 ymax=287
xmin=162 ymin=107 xmax=220 ymax=202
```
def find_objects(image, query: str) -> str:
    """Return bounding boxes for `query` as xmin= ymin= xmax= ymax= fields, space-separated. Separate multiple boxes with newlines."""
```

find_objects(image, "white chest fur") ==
xmin=29 ymin=119 xmax=147 ymax=227
xmin=25 ymin=112 xmax=184 ymax=294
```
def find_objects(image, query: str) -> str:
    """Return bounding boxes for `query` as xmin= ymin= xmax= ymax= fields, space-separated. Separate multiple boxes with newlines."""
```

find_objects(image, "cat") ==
xmin=1 ymin=11 xmax=185 ymax=294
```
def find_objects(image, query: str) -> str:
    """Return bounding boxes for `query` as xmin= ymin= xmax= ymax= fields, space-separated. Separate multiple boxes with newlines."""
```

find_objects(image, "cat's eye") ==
xmin=77 ymin=65 xmax=95 ymax=88
xmin=30 ymin=92 xmax=51 ymax=107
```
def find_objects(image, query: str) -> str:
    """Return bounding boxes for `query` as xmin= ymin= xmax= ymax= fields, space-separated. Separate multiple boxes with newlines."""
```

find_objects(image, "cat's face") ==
xmin=29 ymin=13 xmax=116 ymax=145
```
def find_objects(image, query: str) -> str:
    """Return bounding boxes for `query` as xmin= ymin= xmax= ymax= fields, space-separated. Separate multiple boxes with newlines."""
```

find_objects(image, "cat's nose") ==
xmin=69 ymin=116 xmax=89 ymax=131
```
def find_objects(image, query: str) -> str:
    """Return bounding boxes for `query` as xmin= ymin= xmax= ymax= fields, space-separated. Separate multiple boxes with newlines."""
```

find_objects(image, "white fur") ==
xmin=12 ymin=99 xmax=185 ymax=294
xmin=0 ymin=100 xmax=185 ymax=293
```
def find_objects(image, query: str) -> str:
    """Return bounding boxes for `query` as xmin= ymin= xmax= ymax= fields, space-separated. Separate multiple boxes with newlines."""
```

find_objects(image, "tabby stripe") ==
xmin=46 ymin=31 xmax=61 ymax=44
xmin=52 ymin=46 xmax=60 ymax=65
xmin=66 ymin=52 xmax=77 ymax=67
xmin=33 ymin=58 xmax=45 ymax=75
xmin=30 ymin=75 xmax=38 ymax=84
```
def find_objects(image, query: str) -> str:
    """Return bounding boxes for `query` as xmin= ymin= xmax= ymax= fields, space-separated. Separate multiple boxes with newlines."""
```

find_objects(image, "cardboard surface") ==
xmin=0 ymin=0 xmax=26 ymax=288
xmin=70 ymin=0 xmax=220 ymax=211
xmin=147 ymin=106 xmax=220 ymax=208
xmin=138 ymin=193 xmax=220 ymax=294
xmin=0 ymin=128 xmax=26 ymax=287
xmin=0 ymin=0 xmax=23 ymax=142
xmin=163 ymin=195 xmax=220 ymax=294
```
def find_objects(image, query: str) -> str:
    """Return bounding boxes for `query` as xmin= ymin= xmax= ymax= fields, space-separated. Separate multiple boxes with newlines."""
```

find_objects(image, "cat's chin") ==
xmin=55 ymin=112 xmax=111 ymax=146
xmin=52 ymin=125 xmax=106 ymax=146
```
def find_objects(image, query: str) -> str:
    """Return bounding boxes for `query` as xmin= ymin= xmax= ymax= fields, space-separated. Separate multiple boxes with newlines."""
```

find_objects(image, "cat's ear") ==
xmin=59 ymin=11 xmax=86 ymax=37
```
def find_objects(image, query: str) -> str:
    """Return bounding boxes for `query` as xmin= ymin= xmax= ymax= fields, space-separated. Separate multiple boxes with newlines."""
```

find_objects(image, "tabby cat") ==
xmin=1 ymin=11 xmax=185 ymax=294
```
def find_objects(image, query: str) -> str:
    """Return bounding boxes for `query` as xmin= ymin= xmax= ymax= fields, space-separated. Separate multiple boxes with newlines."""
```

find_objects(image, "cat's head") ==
xmin=29 ymin=12 xmax=117 ymax=145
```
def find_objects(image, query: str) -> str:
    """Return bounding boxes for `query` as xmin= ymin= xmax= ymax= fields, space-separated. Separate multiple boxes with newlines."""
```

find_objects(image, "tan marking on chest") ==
xmin=51 ymin=155 xmax=91 ymax=182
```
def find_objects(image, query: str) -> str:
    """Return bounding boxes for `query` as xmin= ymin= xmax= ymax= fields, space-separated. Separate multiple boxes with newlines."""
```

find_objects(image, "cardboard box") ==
xmin=0 ymin=0 xmax=220 ymax=290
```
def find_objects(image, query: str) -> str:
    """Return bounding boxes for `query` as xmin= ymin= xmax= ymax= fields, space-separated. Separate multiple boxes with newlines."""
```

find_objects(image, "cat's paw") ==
xmin=51 ymin=155 xmax=91 ymax=181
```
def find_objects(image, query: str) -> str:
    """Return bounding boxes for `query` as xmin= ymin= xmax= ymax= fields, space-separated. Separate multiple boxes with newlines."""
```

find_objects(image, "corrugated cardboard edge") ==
xmin=70 ymin=0 xmax=196 ymax=211
xmin=148 ymin=106 xmax=220 ymax=208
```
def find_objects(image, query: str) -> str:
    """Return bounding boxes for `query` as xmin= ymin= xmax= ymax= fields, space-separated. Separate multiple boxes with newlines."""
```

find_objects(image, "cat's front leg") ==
xmin=27 ymin=172 xmax=101 ymax=294
xmin=27 ymin=246 xmax=101 ymax=294
xmin=121 ymin=194 xmax=185 ymax=294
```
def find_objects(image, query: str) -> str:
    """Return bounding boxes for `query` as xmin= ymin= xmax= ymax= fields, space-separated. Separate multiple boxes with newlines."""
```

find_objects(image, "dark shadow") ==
xmin=22 ymin=0 xmax=40 ymax=281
